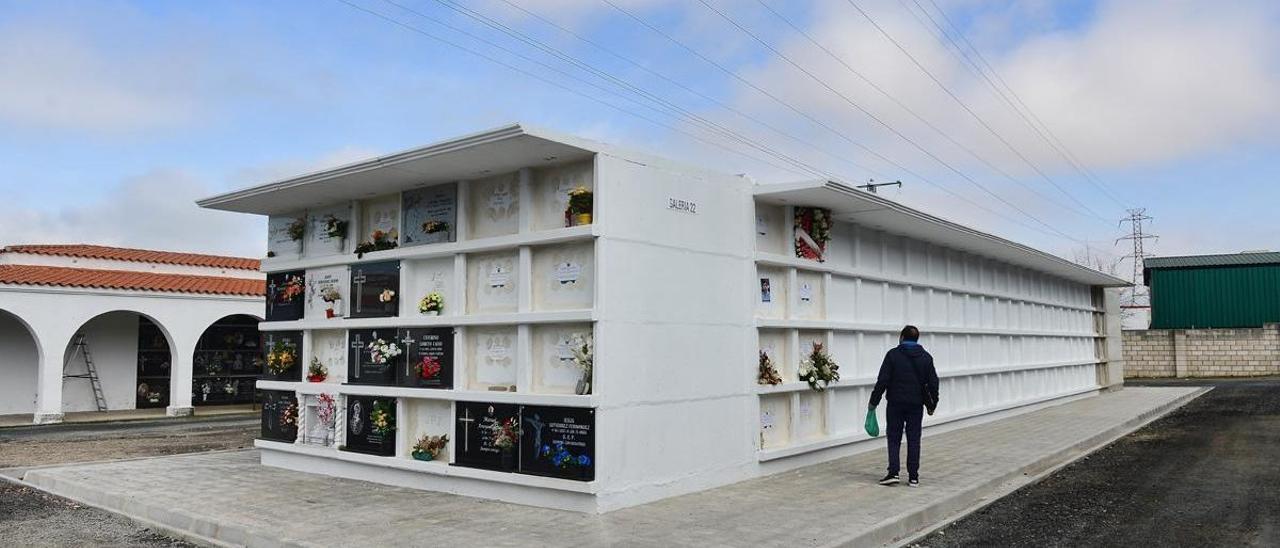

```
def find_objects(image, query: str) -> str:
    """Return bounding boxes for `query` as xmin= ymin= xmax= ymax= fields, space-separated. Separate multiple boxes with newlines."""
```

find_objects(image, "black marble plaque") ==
xmin=454 ymin=401 xmax=520 ymax=472
xmin=346 ymin=328 xmax=400 ymax=386
xmin=399 ymin=327 xmax=454 ymax=389
xmin=261 ymin=331 xmax=303 ymax=381
xmin=519 ymin=406 xmax=595 ymax=481
xmin=265 ymin=270 xmax=306 ymax=322
xmin=342 ymin=395 xmax=396 ymax=456
xmin=349 ymin=261 xmax=400 ymax=318
xmin=260 ymin=390 xmax=299 ymax=442
xmin=401 ymin=183 xmax=457 ymax=246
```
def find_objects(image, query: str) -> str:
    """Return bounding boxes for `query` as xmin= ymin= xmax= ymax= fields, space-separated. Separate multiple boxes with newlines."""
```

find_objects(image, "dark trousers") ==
xmin=886 ymin=401 xmax=924 ymax=477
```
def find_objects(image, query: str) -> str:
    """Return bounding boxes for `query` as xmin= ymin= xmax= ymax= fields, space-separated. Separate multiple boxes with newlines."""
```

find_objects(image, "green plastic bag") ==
xmin=864 ymin=408 xmax=880 ymax=437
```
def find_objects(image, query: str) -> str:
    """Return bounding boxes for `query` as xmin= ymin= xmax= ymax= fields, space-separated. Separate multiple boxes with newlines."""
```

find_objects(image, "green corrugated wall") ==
xmin=1149 ymin=265 xmax=1280 ymax=328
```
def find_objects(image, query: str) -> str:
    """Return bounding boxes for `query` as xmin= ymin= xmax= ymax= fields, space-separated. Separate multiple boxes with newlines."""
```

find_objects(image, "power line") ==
xmin=750 ymin=0 xmax=1109 ymax=225
xmin=838 ymin=0 xmax=1112 ymax=221
xmin=916 ymin=0 xmax=1130 ymax=209
xmin=334 ymin=0 xmax=826 ymax=180
xmin=693 ymin=0 xmax=1092 ymax=244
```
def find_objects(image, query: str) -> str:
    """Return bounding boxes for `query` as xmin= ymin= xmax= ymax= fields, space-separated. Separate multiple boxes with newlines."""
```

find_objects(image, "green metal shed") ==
xmin=1143 ymin=252 xmax=1280 ymax=329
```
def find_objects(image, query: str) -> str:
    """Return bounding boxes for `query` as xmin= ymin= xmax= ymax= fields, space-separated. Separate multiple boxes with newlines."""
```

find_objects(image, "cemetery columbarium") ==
xmin=199 ymin=124 xmax=1128 ymax=513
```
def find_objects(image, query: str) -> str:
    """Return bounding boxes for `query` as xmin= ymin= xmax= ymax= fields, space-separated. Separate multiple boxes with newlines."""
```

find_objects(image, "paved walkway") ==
xmin=0 ymin=404 xmax=257 ymax=429
xmin=21 ymin=387 xmax=1202 ymax=548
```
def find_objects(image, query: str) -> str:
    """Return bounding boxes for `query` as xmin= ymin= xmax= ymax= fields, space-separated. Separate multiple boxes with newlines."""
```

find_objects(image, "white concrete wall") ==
xmin=0 ymin=312 xmax=39 ymax=415
xmin=593 ymin=153 xmax=756 ymax=509
xmin=62 ymin=311 xmax=141 ymax=412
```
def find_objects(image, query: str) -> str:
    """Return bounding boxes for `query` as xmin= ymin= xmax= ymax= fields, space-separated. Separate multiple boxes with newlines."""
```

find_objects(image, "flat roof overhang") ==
xmin=197 ymin=124 xmax=597 ymax=216
xmin=755 ymin=180 xmax=1130 ymax=288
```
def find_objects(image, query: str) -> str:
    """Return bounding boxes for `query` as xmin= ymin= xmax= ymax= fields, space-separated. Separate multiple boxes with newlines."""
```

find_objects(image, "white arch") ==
xmin=63 ymin=309 xmax=178 ymax=414
xmin=0 ymin=308 xmax=41 ymax=416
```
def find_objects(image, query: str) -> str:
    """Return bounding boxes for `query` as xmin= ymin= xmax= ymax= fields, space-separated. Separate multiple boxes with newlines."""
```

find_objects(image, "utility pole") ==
xmin=1116 ymin=208 xmax=1157 ymax=306
xmin=856 ymin=179 xmax=902 ymax=194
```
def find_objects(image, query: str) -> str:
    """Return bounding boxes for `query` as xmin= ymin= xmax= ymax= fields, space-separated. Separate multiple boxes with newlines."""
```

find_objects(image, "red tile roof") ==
xmin=0 ymin=265 xmax=265 ymax=296
xmin=1 ymin=244 xmax=260 ymax=270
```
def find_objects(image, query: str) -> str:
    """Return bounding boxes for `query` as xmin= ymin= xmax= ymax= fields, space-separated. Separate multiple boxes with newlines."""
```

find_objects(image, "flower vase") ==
xmin=422 ymin=310 xmax=439 ymax=316
xmin=575 ymin=376 xmax=591 ymax=396
xmin=573 ymin=213 xmax=593 ymax=226
xmin=500 ymin=449 xmax=516 ymax=471
xmin=383 ymin=301 xmax=396 ymax=315
xmin=332 ymin=237 xmax=346 ymax=253
xmin=325 ymin=308 xmax=336 ymax=319
xmin=412 ymin=451 xmax=433 ymax=462
xmin=290 ymin=239 xmax=303 ymax=256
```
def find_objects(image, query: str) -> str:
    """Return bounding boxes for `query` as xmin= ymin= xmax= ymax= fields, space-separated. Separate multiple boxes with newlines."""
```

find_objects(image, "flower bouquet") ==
xmin=538 ymin=440 xmax=592 ymax=471
xmin=758 ymin=350 xmax=782 ymax=386
xmin=422 ymin=220 xmax=449 ymax=234
xmin=798 ymin=341 xmax=840 ymax=391
xmin=492 ymin=416 xmax=520 ymax=470
xmin=794 ymin=206 xmax=832 ymax=262
xmin=277 ymin=275 xmax=305 ymax=304
xmin=566 ymin=186 xmax=593 ymax=227
xmin=354 ymin=229 xmax=398 ymax=258
xmin=265 ymin=340 xmax=298 ymax=377
xmin=321 ymin=286 xmax=341 ymax=318
xmin=280 ymin=399 xmax=298 ymax=429
xmin=411 ymin=433 xmax=449 ymax=461
xmin=286 ymin=218 xmax=307 ymax=242
xmin=568 ymin=333 xmax=593 ymax=395
xmin=414 ymin=355 xmax=442 ymax=380
xmin=312 ymin=393 xmax=337 ymax=446
xmin=418 ymin=292 xmax=444 ymax=316
xmin=324 ymin=215 xmax=348 ymax=251
xmin=379 ymin=288 xmax=397 ymax=314
xmin=307 ymin=357 xmax=328 ymax=383
xmin=370 ymin=399 xmax=395 ymax=437
xmin=366 ymin=338 xmax=402 ymax=365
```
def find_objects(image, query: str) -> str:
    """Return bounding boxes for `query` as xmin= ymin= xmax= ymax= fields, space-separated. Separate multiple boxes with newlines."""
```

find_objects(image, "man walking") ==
xmin=869 ymin=325 xmax=939 ymax=487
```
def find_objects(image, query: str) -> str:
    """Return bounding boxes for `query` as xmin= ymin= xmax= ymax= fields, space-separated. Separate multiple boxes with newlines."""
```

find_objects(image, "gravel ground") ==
xmin=0 ymin=415 xmax=257 ymax=546
xmin=913 ymin=377 xmax=1280 ymax=547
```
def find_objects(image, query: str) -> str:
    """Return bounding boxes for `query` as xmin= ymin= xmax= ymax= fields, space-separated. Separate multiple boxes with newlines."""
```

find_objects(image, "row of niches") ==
xmin=265 ymin=241 xmax=594 ymax=322
xmin=758 ymin=362 xmax=1099 ymax=451
xmin=260 ymin=390 xmax=594 ymax=482
xmin=265 ymin=161 xmax=594 ymax=260
xmin=754 ymin=204 xmax=1094 ymax=310
xmin=269 ymin=323 xmax=593 ymax=395
xmin=758 ymin=329 xmax=1100 ymax=385
xmin=756 ymin=266 xmax=1097 ymax=334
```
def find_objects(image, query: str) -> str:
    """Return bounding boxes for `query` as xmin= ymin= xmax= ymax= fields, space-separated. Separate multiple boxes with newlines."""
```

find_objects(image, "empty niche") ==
xmin=756 ymin=266 xmax=788 ymax=319
xmin=758 ymin=329 xmax=791 ymax=381
xmin=830 ymin=387 xmax=863 ymax=435
xmin=795 ymin=270 xmax=825 ymax=320
xmin=827 ymin=275 xmax=857 ymax=322
xmin=824 ymin=222 xmax=855 ymax=269
xmin=532 ymin=241 xmax=594 ymax=311
xmin=754 ymin=203 xmax=785 ymax=254
xmin=359 ymin=194 xmax=401 ymax=246
xmin=830 ymin=332 xmax=856 ymax=378
xmin=467 ymin=326 xmax=517 ymax=390
xmin=402 ymin=399 xmax=452 ymax=461
xmin=468 ymin=172 xmax=520 ymax=239
xmin=856 ymin=279 xmax=884 ymax=324
xmin=531 ymin=324 xmax=592 ymax=394
xmin=795 ymin=391 xmax=826 ymax=441
xmin=405 ymin=257 xmax=455 ymax=317
xmin=467 ymin=251 xmax=519 ymax=314
xmin=759 ymin=394 xmax=791 ymax=449
xmin=532 ymin=161 xmax=593 ymax=231
xmin=310 ymin=329 xmax=347 ymax=384
xmin=305 ymin=266 xmax=348 ymax=320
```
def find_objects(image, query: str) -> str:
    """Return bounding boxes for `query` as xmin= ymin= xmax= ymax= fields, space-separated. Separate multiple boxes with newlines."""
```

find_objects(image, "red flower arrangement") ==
xmin=794 ymin=207 xmax=832 ymax=262
xmin=414 ymin=356 xmax=442 ymax=380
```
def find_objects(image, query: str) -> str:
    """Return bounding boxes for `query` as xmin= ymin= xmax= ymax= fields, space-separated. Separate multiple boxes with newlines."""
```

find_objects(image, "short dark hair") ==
xmin=900 ymin=325 xmax=920 ymax=342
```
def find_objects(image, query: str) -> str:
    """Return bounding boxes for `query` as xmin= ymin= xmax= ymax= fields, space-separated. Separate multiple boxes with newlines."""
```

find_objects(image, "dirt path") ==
xmin=914 ymin=378 xmax=1280 ymax=547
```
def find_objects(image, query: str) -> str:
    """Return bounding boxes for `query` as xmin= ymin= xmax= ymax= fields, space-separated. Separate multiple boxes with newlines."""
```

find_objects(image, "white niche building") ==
xmin=199 ymin=124 xmax=1127 ymax=513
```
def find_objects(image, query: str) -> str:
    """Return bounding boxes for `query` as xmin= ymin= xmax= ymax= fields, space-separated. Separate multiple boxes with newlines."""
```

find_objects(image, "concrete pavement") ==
xmin=19 ymin=387 xmax=1203 ymax=547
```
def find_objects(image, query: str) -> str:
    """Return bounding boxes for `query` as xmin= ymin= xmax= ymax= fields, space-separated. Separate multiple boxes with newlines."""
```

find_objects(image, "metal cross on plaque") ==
xmin=351 ymin=270 xmax=367 ymax=313
xmin=267 ymin=280 xmax=278 ymax=315
xmin=458 ymin=408 xmax=475 ymax=452
xmin=349 ymin=333 xmax=364 ymax=379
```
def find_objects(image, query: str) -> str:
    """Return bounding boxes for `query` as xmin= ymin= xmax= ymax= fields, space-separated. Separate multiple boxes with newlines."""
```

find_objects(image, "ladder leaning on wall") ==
xmin=63 ymin=334 xmax=107 ymax=412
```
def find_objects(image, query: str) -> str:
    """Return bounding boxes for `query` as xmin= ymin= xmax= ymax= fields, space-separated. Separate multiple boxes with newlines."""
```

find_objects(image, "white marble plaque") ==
xmin=532 ymin=242 xmax=593 ymax=311
xmin=468 ymin=252 xmax=518 ymax=313
xmin=468 ymin=174 xmax=519 ymax=238
xmin=306 ymin=204 xmax=350 ymax=257
xmin=360 ymin=195 xmax=399 ymax=244
xmin=471 ymin=328 xmax=516 ymax=387
xmin=267 ymin=214 xmax=304 ymax=258
xmin=306 ymin=266 xmax=348 ymax=320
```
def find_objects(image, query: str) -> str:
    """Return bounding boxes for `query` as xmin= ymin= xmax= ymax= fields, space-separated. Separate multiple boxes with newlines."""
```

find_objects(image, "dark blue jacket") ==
xmin=869 ymin=342 xmax=939 ymax=407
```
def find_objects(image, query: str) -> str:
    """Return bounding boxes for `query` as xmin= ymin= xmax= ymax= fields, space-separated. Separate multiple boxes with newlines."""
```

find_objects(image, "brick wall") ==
xmin=1122 ymin=324 xmax=1280 ymax=378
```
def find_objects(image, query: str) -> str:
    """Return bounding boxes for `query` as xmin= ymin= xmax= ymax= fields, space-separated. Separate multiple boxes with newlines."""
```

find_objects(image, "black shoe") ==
xmin=908 ymin=477 xmax=920 ymax=487
xmin=878 ymin=474 xmax=900 ymax=486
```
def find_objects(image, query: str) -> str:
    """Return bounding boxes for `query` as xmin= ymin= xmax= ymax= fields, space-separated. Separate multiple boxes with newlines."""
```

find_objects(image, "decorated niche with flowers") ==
xmin=347 ymin=328 xmax=402 ymax=386
xmin=399 ymin=327 xmax=454 ymax=389
xmin=260 ymin=331 xmax=303 ymax=381
xmin=454 ymin=401 xmax=520 ymax=471
xmin=519 ymin=405 xmax=595 ymax=481
xmin=260 ymin=389 xmax=299 ymax=443
xmin=794 ymin=206 xmax=833 ymax=262
xmin=342 ymin=395 xmax=396 ymax=456
xmin=401 ymin=183 xmax=457 ymax=246
xmin=266 ymin=270 xmax=306 ymax=322
xmin=348 ymin=261 xmax=401 ymax=319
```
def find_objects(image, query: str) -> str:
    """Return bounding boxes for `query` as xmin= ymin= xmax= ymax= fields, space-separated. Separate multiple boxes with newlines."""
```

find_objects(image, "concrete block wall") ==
xmin=1123 ymin=324 xmax=1280 ymax=378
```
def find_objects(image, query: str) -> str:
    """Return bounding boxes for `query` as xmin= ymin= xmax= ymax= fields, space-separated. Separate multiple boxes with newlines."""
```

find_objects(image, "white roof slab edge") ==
xmin=755 ymin=180 xmax=1129 ymax=288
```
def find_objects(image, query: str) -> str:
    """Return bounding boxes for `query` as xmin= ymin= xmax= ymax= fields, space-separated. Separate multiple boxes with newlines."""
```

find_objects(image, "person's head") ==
xmin=900 ymin=325 xmax=920 ymax=343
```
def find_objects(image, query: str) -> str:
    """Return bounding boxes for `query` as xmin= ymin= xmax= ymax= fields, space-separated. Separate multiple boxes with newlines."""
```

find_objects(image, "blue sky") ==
xmin=2 ymin=0 xmax=1278 ymax=276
